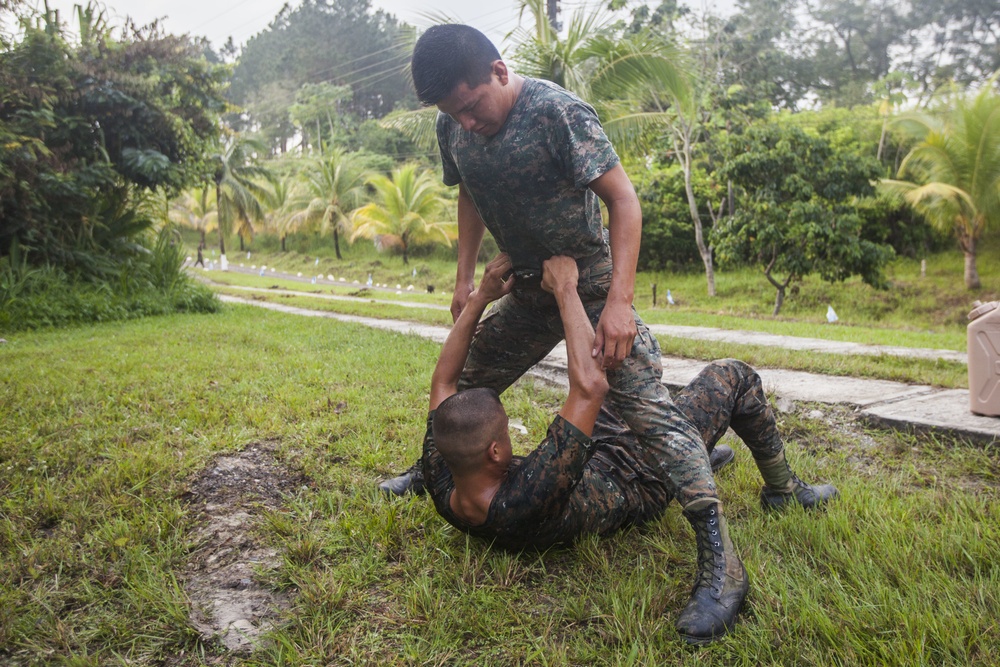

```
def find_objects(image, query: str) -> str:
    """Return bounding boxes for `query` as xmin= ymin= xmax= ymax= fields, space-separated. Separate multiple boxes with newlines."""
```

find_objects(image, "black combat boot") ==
xmin=378 ymin=460 xmax=426 ymax=496
xmin=709 ymin=445 xmax=735 ymax=473
xmin=755 ymin=453 xmax=838 ymax=511
xmin=760 ymin=473 xmax=838 ymax=510
xmin=675 ymin=500 xmax=749 ymax=645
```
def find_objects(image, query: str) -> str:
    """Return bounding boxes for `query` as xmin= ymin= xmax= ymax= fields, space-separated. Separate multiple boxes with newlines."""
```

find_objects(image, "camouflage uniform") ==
xmin=437 ymin=77 xmax=716 ymax=507
xmin=423 ymin=360 xmax=781 ymax=551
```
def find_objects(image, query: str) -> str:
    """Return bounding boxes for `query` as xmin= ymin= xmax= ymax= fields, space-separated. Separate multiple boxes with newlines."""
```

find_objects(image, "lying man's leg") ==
xmin=672 ymin=359 xmax=838 ymax=510
xmin=591 ymin=403 xmax=734 ymax=474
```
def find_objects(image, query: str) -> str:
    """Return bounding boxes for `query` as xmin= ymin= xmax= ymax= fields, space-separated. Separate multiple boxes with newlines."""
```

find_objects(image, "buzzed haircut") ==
xmin=411 ymin=24 xmax=502 ymax=105
xmin=432 ymin=388 xmax=507 ymax=475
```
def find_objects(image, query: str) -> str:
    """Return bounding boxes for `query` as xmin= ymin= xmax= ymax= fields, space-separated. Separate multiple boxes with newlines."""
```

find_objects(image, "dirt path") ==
xmin=180 ymin=441 xmax=308 ymax=653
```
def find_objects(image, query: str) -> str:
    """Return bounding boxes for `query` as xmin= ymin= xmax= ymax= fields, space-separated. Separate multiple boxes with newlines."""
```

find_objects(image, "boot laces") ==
xmin=691 ymin=507 xmax=726 ymax=598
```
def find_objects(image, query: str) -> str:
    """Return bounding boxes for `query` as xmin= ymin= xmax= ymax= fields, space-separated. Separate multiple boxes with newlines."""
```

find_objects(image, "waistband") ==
xmin=512 ymin=246 xmax=608 ymax=288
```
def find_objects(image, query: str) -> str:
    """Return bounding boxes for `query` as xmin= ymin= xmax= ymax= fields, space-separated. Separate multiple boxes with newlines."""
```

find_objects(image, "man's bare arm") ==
xmin=430 ymin=253 xmax=513 ymax=411
xmin=541 ymin=256 xmax=609 ymax=436
xmin=588 ymin=164 xmax=641 ymax=369
xmin=451 ymin=184 xmax=488 ymax=322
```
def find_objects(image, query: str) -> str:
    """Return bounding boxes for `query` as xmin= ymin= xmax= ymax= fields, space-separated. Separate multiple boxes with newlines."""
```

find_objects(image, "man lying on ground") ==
xmin=420 ymin=253 xmax=838 ymax=644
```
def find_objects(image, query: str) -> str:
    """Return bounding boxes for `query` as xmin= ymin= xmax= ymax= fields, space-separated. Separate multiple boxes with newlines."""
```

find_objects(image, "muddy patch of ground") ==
xmin=180 ymin=440 xmax=308 ymax=653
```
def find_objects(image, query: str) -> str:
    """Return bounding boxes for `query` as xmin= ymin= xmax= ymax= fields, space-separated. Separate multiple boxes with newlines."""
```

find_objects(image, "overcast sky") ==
xmin=35 ymin=0 xmax=584 ymax=51
xmin=33 ymin=0 xmax=733 ymax=53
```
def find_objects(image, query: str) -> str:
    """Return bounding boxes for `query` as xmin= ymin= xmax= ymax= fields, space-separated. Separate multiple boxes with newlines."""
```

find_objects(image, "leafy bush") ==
xmin=0 ymin=227 xmax=219 ymax=332
xmin=631 ymin=165 xmax=704 ymax=271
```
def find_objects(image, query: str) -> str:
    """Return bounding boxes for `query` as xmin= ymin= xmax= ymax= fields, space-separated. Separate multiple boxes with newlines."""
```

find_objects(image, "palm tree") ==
xmin=260 ymin=176 xmax=307 ymax=252
xmin=509 ymin=0 xmax=689 ymax=145
xmin=350 ymin=164 xmax=456 ymax=264
xmin=212 ymin=135 xmax=271 ymax=264
xmin=169 ymin=185 xmax=218 ymax=248
xmin=881 ymin=84 xmax=1000 ymax=289
xmin=301 ymin=149 xmax=367 ymax=259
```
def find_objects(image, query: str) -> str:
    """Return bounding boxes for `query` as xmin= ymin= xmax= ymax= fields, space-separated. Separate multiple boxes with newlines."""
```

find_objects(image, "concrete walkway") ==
xmin=218 ymin=295 xmax=999 ymax=444
xmin=212 ymin=283 xmax=966 ymax=364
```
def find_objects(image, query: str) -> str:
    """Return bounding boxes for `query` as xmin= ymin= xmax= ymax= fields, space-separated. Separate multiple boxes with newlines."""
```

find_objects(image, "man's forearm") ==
xmin=554 ymin=284 xmax=603 ymax=395
xmin=432 ymin=292 xmax=488 ymax=391
xmin=456 ymin=186 xmax=486 ymax=287
xmin=606 ymin=197 xmax=641 ymax=306
xmin=589 ymin=164 xmax=641 ymax=307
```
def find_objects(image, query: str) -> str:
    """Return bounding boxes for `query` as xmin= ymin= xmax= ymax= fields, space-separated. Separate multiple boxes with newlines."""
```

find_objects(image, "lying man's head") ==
xmin=432 ymin=388 xmax=511 ymax=476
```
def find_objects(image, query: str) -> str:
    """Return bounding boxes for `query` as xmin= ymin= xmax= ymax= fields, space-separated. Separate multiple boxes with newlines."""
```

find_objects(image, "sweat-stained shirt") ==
xmin=436 ymin=77 xmax=620 ymax=274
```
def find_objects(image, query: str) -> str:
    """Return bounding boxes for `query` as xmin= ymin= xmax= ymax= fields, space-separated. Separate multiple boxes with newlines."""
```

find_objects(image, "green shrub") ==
xmin=631 ymin=165 xmax=704 ymax=271
xmin=0 ymin=227 xmax=219 ymax=332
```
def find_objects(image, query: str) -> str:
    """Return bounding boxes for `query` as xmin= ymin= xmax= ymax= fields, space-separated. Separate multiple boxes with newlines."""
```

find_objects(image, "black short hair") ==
xmin=432 ymin=388 xmax=507 ymax=475
xmin=411 ymin=24 xmax=501 ymax=105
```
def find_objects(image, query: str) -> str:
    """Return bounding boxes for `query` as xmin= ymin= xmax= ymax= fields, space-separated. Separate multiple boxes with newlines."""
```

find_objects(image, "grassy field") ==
xmin=190 ymin=229 xmax=999 ymax=350
xmin=196 ymin=265 xmax=971 ymax=389
xmin=1 ymin=305 xmax=997 ymax=665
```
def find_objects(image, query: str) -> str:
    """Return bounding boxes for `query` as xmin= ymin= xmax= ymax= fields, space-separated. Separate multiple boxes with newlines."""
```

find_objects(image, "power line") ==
xmin=192 ymin=0 xmax=263 ymax=31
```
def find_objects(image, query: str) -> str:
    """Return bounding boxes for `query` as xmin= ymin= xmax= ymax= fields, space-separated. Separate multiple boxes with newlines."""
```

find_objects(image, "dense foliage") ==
xmin=0 ymin=227 xmax=219 ymax=332
xmin=228 ymin=0 xmax=417 ymax=156
xmin=631 ymin=164 xmax=709 ymax=271
xmin=720 ymin=0 xmax=1000 ymax=108
xmin=0 ymin=4 xmax=225 ymax=328
xmin=0 ymin=5 xmax=227 ymax=273
xmin=881 ymin=84 xmax=1000 ymax=289
xmin=714 ymin=123 xmax=895 ymax=314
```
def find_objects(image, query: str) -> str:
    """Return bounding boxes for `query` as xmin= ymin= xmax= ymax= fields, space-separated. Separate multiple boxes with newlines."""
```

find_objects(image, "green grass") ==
xmin=202 ymin=272 xmax=971 ymax=387
xmin=654 ymin=337 xmax=969 ymax=388
xmin=214 ymin=284 xmax=967 ymax=387
xmin=1 ymin=306 xmax=997 ymax=665
xmin=212 ymin=286 xmax=453 ymax=327
xmin=198 ymin=268 xmax=449 ymax=305
xmin=189 ymin=229 xmax=999 ymax=353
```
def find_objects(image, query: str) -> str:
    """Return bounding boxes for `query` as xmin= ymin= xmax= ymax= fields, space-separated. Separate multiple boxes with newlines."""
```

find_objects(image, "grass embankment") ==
xmin=189 ymin=231 xmax=994 ymax=388
xmin=1 ymin=306 xmax=997 ymax=664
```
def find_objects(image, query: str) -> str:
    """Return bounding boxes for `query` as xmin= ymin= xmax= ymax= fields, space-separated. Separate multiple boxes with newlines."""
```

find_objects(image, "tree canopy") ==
xmin=0 ymin=3 xmax=228 ymax=274
xmin=722 ymin=0 xmax=1000 ymax=108
xmin=228 ymin=0 xmax=416 ymax=155
xmin=881 ymin=84 xmax=1000 ymax=289
xmin=714 ymin=123 xmax=894 ymax=315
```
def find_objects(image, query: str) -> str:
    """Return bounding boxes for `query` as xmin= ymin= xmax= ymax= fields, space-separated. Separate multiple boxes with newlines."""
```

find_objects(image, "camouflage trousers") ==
xmin=457 ymin=255 xmax=718 ymax=507
xmin=588 ymin=359 xmax=784 ymax=524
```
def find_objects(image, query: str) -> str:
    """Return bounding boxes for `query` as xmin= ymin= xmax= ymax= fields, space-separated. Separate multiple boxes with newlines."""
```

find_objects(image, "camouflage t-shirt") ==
xmin=436 ymin=77 xmax=621 ymax=273
xmin=422 ymin=411 xmax=664 ymax=551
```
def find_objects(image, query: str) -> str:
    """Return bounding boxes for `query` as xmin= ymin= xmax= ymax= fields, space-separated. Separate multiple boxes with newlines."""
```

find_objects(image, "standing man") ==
xmin=380 ymin=24 xmax=833 ymax=643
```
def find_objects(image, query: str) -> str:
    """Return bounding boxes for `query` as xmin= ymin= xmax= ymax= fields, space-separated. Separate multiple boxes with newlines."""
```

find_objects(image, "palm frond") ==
xmin=379 ymin=108 xmax=439 ymax=153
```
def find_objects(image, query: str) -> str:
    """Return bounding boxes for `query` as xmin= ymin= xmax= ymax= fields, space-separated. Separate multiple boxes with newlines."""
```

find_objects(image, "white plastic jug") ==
xmin=968 ymin=301 xmax=1000 ymax=417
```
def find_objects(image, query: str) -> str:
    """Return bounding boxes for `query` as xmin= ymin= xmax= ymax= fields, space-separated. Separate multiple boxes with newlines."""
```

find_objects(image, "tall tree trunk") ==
xmin=764 ymin=260 xmax=791 ymax=316
xmin=200 ymin=228 xmax=206 ymax=248
xmin=239 ymin=233 xmax=245 ymax=252
xmin=216 ymin=187 xmax=226 ymax=257
xmin=674 ymin=126 xmax=715 ymax=296
xmin=402 ymin=241 xmax=409 ymax=265
xmin=963 ymin=241 xmax=981 ymax=289
xmin=333 ymin=228 xmax=342 ymax=260
xmin=281 ymin=234 xmax=286 ymax=252
xmin=877 ymin=117 xmax=888 ymax=162
xmin=681 ymin=145 xmax=716 ymax=297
